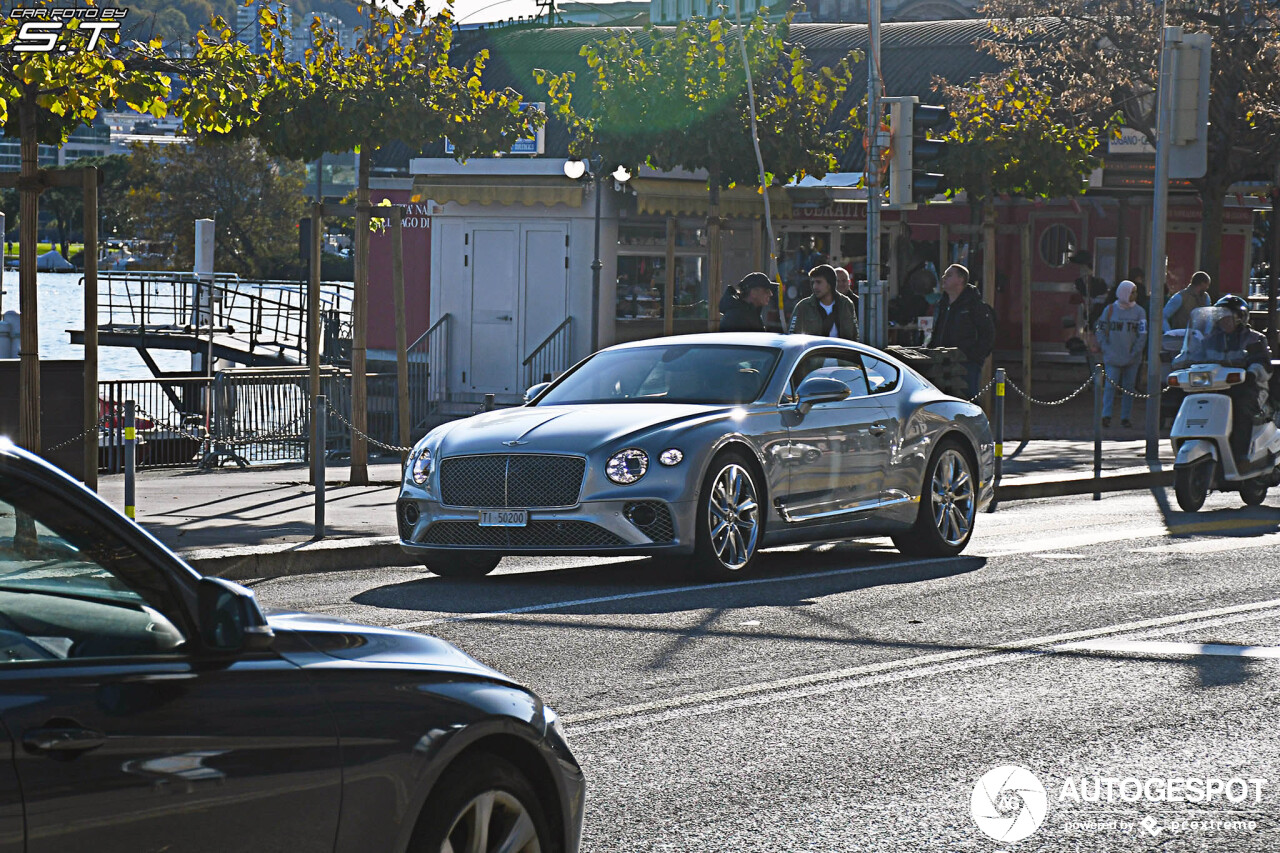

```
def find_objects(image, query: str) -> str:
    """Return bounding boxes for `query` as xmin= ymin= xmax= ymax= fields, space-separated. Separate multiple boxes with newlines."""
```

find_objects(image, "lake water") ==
xmin=3 ymin=271 xmax=193 ymax=380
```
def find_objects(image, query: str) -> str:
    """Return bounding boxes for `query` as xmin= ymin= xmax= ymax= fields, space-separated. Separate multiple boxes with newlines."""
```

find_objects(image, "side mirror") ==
xmin=197 ymin=577 xmax=275 ymax=654
xmin=524 ymin=382 xmax=551 ymax=403
xmin=794 ymin=375 xmax=850 ymax=415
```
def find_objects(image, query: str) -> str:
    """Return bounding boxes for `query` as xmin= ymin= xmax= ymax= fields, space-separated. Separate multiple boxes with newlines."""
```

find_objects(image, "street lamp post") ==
xmin=565 ymin=154 xmax=630 ymax=352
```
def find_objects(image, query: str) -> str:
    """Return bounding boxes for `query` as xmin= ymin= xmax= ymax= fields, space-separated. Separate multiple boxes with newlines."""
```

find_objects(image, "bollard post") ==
xmin=989 ymin=368 xmax=1005 ymax=512
xmin=124 ymin=399 xmax=136 ymax=520
xmin=1093 ymin=364 xmax=1103 ymax=501
xmin=314 ymin=395 xmax=326 ymax=540
xmin=483 ymin=393 xmax=495 ymax=412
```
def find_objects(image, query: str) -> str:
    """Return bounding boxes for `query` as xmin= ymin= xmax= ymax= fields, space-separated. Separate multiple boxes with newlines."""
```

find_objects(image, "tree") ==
xmin=123 ymin=139 xmax=306 ymax=278
xmin=0 ymin=2 xmax=176 ymax=455
xmin=176 ymin=0 xmax=544 ymax=484
xmin=976 ymin=0 xmax=1280 ymax=287
xmin=537 ymin=11 xmax=858 ymax=318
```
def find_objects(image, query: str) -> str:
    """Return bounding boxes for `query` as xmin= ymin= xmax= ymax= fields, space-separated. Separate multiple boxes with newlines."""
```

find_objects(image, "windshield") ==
xmin=1175 ymin=306 xmax=1247 ymax=366
xmin=535 ymin=344 xmax=781 ymax=405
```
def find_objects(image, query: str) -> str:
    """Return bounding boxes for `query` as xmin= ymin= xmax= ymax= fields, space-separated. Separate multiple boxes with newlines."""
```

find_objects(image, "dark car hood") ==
xmin=435 ymin=403 xmax=724 ymax=455
xmin=267 ymin=611 xmax=511 ymax=681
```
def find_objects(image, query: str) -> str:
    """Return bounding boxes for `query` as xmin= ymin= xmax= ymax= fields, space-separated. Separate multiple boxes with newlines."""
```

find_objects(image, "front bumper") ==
xmin=397 ymin=493 xmax=698 ymax=557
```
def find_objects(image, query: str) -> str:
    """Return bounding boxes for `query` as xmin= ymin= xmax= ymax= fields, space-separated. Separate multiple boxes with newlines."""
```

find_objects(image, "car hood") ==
xmin=434 ymin=403 xmax=725 ymax=455
xmin=267 ymin=610 xmax=512 ymax=682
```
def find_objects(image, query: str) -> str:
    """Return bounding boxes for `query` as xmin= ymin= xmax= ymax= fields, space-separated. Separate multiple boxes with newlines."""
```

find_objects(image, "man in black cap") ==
xmin=719 ymin=272 xmax=776 ymax=332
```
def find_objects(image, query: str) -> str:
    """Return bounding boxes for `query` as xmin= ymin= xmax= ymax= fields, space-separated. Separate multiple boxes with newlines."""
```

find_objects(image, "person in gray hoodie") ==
xmin=1095 ymin=280 xmax=1148 ymax=427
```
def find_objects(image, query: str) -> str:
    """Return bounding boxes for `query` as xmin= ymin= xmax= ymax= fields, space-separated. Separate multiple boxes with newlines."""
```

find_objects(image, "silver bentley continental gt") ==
xmin=398 ymin=334 xmax=995 ymax=581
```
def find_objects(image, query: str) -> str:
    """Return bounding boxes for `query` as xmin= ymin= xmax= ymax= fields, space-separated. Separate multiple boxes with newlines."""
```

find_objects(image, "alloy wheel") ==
xmin=931 ymin=448 xmax=975 ymax=547
xmin=440 ymin=789 xmax=542 ymax=853
xmin=707 ymin=463 xmax=760 ymax=571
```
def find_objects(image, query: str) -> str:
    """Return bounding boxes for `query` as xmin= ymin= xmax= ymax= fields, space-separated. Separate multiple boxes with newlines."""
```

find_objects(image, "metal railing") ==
xmin=91 ymin=271 xmax=354 ymax=365
xmin=408 ymin=312 xmax=450 ymax=430
xmin=523 ymin=317 xmax=573 ymax=389
xmin=98 ymin=377 xmax=212 ymax=472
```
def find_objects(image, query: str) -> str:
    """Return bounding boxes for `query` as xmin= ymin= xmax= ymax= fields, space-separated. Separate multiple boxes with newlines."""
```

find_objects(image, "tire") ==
xmin=415 ymin=753 xmax=553 ymax=853
xmin=692 ymin=452 xmax=763 ymax=581
xmin=1174 ymin=459 xmax=1214 ymax=512
xmin=1241 ymin=479 xmax=1269 ymax=507
xmin=892 ymin=439 xmax=977 ymax=558
xmin=422 ymin=551 xmax=502 ymax=578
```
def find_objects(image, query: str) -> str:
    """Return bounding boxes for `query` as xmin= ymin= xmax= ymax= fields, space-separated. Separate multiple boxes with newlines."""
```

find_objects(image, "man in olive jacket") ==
xmin=788 ymin=264 xmax=859 ymax=340
xmin=928 ymin=263 xmax=996 ymax=398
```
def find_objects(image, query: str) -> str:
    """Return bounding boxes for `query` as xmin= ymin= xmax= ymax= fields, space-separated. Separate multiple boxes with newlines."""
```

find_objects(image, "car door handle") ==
xmin=23 ymin=726 xmax=107 ymax=755
xmin=869 ymin=423 xmax=887 ymax=436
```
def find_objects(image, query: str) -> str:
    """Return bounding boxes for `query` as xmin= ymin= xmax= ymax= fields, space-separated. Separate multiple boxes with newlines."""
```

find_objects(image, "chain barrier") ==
xmin=966 ymin=375 xmax=996 ymax=404
xmin=1003 ymin=374 xmax=1096 ymax=407
xmin=210 ymin=413 xmax=310 ymax=447
xmin=1098 ymin=365 xmax=1154 ymax=400
xmin=328 ymin=406 xmax=414 ymax=454
xmin=43 ymin=416 xmax=112 ymax=453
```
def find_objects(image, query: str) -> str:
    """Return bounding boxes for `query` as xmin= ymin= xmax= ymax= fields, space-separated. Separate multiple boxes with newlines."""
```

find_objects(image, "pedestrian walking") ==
xmin=1126 ymin=266 xmax=1149 ymax=311
xmin=1071 ymin=250 xmax=1111 ymax=332
xmin=788 ymin=264 xmax=859 ymax=340
xmin=1163 ymin=270 xmax=1213 ymax=334
xmin=927 ymin=263 xmax=996 ymax=399
xmin=1095 ymin=280 xmax=1148 ymax=428
xmin=834 ymin=266 xmax=862 ymax=320
xmin=719 ymin=272 xmax=775 ymax=332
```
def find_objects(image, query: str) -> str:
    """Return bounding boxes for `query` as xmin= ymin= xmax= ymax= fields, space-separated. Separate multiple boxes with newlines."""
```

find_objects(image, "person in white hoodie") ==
xmin=1095 ymin=280 xmax=1148 ymax=428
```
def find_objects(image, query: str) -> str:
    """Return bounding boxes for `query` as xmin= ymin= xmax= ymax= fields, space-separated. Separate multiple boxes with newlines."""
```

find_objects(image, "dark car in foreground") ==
xmin=0 ymin=438 xmax=582 ymax=853
xmin=399 ymin=333 xmax=995 ymax=580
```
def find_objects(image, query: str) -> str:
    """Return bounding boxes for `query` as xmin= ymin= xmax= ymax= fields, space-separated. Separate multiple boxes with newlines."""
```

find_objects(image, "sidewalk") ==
xmin=94 ymin=431 xmax=1177 ymax=581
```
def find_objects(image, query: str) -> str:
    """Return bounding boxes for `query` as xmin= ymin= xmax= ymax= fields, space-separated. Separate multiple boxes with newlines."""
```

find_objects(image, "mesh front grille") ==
xmin=439 ymin=455 xmax=586 ymax=508
xmin=421 ymin=521 xmax=627 ymax=548
xmin=624 ymin=501 xmax=676 ymax=543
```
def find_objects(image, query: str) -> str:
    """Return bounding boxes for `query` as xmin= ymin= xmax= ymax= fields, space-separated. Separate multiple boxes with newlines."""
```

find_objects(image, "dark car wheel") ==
xmin=692 ymin=452 xmax=763 ymax=581
xmin=416 ymin=753 xmax=552 ymax=853
xmin=422 ymin=551 xmax=503 ymax=578
xmin=892 ymin=439 xmax=977 ymax=558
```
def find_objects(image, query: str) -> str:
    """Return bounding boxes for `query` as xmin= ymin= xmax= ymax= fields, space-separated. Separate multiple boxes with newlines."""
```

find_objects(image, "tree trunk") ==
xmin=18 ymin=90 xmax=40 ymax=456
xmin=981 ymin=195 xmax=997 ymax=408
xmin=350 ymin=144 xmax=370 ymax=486
xmin=707 ymin=168 xmax=721 ymax=332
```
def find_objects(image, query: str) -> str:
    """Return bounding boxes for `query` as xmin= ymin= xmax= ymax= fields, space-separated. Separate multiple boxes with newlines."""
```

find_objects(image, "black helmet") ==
xmin=1214 ymin=294 xmax=1250 ymax=326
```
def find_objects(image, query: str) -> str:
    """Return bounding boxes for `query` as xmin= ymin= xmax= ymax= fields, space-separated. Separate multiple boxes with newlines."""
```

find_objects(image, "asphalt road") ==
xmin=253 ymin=487 xmax=1280 ymax=852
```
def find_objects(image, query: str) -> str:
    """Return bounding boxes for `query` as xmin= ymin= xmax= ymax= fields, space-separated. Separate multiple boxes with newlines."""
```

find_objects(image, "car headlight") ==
xmin=659 ymin=448 xmax=684 ymax=466
xmin=411 ymin=446 xmax=433 ymax=485
xmin=606 ymin=448 xmax=648 ymax=484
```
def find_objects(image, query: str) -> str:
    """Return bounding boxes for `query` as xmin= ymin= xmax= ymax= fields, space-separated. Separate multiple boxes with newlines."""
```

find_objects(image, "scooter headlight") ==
xmin=1189 ymin=371 xmax=1213 ymax=388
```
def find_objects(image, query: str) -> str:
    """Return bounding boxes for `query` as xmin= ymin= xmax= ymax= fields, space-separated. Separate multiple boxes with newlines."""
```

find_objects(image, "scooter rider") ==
xmin=1181 ymin=295 xmax=1273 ymax=462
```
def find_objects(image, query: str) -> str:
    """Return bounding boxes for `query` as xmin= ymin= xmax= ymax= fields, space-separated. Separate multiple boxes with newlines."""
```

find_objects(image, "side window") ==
xmin=787 ymin=350 xmax=871 ymax=400
xmin=0 ymin=480 xmax=188 ymax=663
xmin=861 ymin=354 xmax=901 ymax=394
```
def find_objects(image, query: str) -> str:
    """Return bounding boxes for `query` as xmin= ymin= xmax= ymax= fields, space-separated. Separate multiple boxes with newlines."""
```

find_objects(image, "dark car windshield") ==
xmin=536 ymin=344 xmax=781 ymax=405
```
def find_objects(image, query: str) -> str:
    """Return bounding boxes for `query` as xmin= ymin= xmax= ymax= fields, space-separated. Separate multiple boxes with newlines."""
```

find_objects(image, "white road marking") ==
xmin=384 ymin=517 xmax=1280 ymax=630
xmin=562 ymin=597 xmax=1280 ymax=734
xmin=1058 ymin=639 xmax=1280 ymax=659
xmin=1133 ymin=532 xmax=1280 ymax=555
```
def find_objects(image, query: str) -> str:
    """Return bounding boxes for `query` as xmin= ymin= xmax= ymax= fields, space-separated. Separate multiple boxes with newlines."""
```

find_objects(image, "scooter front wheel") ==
xmin=1175 ymin=459 xmax=1214 ymax=512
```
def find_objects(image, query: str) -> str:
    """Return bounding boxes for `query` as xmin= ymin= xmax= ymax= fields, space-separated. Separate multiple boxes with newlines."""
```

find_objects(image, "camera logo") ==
xmin=971 ymin=765 xmax=1049 ymax=843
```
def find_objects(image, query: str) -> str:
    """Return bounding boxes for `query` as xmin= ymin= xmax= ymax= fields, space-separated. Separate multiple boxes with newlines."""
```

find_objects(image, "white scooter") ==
xmin=1168 ymin=308 xmax=1280 ymax=512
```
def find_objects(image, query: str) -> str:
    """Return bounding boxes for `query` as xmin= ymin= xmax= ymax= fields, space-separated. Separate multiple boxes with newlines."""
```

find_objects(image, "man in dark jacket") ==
xmin=928 ymin=263 xmax=996 ymax=398
xmin=719 ymin=272 xmax=775 ymax=332
xmin=788 ymin=264 xmax=859 ymax=339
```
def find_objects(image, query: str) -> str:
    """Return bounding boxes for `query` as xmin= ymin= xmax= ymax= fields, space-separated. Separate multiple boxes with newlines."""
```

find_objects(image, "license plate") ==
xmin=479 ymin=510 xmax=527 ymax=527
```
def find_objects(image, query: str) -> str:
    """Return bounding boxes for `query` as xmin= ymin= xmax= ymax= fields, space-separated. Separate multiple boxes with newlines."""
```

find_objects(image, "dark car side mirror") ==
xmin=197 ymin=577 xmax=275 ymax=654
xmin=794 ymin=375 xmax=851 ymax=415
xmin=524 ymin=382 xmax=551 ymax=404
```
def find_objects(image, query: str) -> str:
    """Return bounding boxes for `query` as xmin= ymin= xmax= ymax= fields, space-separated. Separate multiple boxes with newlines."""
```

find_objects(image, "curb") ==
xmin=183 ymin=536 xmax=422 ymax=581
xmin=996 ymin=469 xmax=1173 ymax=502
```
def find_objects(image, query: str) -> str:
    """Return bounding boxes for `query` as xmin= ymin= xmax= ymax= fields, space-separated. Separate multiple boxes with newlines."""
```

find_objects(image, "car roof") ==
xmin=603 ymin=333 xmax=876 ymax=354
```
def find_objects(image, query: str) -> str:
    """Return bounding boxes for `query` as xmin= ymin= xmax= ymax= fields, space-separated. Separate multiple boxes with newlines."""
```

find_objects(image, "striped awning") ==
xmin=631 ymin=178 xmax=792 ymax=218
xmin=411 ymin=174 xmax=585 ymax=208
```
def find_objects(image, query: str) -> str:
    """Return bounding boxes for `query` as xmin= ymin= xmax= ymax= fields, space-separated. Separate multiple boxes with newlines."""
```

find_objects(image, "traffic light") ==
xmin=885 ymin=96 xmax=949 ymax=208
